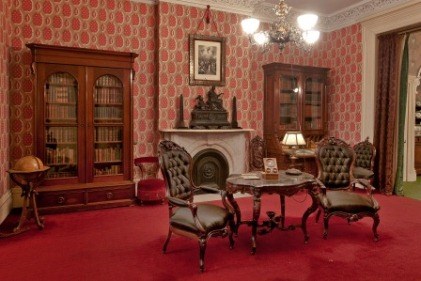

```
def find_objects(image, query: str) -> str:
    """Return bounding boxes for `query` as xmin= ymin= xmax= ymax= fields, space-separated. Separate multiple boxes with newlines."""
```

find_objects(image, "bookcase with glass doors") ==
xmin=263 ymin=63 xmax=329 ymax=174
xmin=27 ymin=43 xmax=137 ymax=213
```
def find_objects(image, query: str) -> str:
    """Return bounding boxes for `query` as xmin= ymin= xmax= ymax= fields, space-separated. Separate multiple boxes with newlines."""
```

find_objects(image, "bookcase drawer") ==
xmin=37 ymin=190 xmax=85 ymax=207
xmin=88 ymin=186 xmax=134 ymax=203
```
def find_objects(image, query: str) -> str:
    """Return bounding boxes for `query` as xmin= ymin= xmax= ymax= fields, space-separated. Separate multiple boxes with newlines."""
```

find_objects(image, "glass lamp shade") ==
xmin=253 ymin=31 xmax=269 ymax=45
xmin=241 ymin=18 xmax=260 ymax=35
xmin=297 ymin=14 xmax=318 ymax=31
xmin=282 ymin=131 xmax=306 ymax=147
xmin=302 ymin=30 xmax=320 ymax=44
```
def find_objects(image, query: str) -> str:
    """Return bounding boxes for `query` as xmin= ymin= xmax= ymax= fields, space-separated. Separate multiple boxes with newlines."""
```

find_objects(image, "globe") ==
xmin=11 ymin=156 xmax=49 ymax=173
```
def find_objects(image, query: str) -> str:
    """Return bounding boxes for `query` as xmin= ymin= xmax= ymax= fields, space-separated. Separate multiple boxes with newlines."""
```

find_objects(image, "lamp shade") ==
xmin=253 ymin=31 xmax=269 ymax=45
xmin=282 ymin=131 xmax=306 ymax=146
xmin=297 ymin=14 xmax=318 ymax=31
xmin=241 ymin=18 xmax=260 ymax=35
xmin=302 ymin=30 xmax=320 ymax=44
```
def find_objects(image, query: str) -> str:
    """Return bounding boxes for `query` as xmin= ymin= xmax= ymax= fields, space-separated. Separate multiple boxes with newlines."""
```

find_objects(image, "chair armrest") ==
xmin=196 ymin=185 xmax=235 ymax=215
xmin=167 ymin=196 xmax=207 ymax=232
xmin=314 ymin=179 xmax=327 ymax=195
xmin=353 ymin=178 xmax=375 ymax=195
xmin=198 ymin=185 xmax=221 ymax=194
xmin=167 ymin=196 xmax=190 ymax=208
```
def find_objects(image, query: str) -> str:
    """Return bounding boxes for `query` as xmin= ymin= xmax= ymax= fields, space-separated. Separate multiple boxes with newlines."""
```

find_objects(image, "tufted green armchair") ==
xmin=314 ymin=137 xmax=380 ymax=241
xmin=353 ymin=137 xmax=376 ymax=181
xmin=158 ymin=140 xmax=235 ymax=272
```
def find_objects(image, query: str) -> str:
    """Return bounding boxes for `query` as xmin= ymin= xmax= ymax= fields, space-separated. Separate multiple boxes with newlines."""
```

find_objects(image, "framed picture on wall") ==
xmin=189 ymin=34 xmax=226 ymax=86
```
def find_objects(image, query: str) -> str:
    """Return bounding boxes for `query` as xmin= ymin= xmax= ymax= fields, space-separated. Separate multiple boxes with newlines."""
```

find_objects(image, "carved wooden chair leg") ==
xmin=323 ymin=214 xmax=330 ymax=239
xmin=228 ymin=228 xmax=235 ymax=249
xmin=199 ymin=238 xmax=207 ymax=272
xmin=228 ymin=217 xmax=235 ymax=249
xmin=315 ymin=209 xmax=322 ymax=223
xmin=162 ymin=229 xmax=172 ymax=253
xmin=372 ymin=214 xmax=380 ymax=242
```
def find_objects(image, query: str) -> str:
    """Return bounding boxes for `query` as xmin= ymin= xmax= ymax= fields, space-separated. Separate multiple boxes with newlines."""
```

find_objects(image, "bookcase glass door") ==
xmin=93 ymin=75 xmax=124 ymax=176
xmin=44 ymin=72 xmax=78 ymax=179
xmin=303 ymin=77 xmax=323 ymax=131
xmin=279 ymin=75 xmax=299 ymax=131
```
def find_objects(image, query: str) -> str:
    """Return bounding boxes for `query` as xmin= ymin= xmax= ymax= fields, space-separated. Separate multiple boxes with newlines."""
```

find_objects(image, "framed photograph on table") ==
xmin=189 ymin=34 xmax=226 ymax=86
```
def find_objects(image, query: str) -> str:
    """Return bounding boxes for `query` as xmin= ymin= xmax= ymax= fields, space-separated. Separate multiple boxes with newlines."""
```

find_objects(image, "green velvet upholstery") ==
xmin=315 ymin=137 xmax=380 ymax=241
xmin=158 ymin=140 xmax=235 ymax=272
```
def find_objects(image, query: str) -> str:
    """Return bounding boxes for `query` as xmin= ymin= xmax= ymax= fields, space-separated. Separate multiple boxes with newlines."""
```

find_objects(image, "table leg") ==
xmin=301 ymin=188 xmax=318 ymax=243
xmin=279 ymin=195 xmax=285 ymax=229
xmin=251 ymin=192 xmax=261 ymax=254
xmin=226 ymin=193 xmax=241 ymax=235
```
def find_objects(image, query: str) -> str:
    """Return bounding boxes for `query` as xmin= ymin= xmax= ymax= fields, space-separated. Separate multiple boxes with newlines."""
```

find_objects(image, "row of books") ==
xmin=94 ymin=88 xmax=123 ymax=104
xmin=94 ymin=165 xmax=121 ymax=175
xmin=46 ymin=127 xmax=77 ymax=143
xmin=95 ymin=147 xmax=122 ymax=162
xmin=47 ymin=73 xmax=76 ymax=86
xmin=46 ymin=104 xmax=77 ymax=120
xmin=46 ymin=170 xmax=77 ymax=179
xmin=95 ymin=127 xmax=122 ymax=142
xmin=46 ymin=85 xmax=77 ymax=103
xmin=304 ymin=119 xmax=322 ymax=129
xmin=94 ymin=107 xmax=123 ymax=120
xmin=280 ymin=93 xmax=298 ymax=103
xmin=45 ymin=147 xmax=76 ymax=165
xmin=304 ymin=105 xmax=322 ymax=115
xmin=95 ymin=75 xmax=122 ymax=87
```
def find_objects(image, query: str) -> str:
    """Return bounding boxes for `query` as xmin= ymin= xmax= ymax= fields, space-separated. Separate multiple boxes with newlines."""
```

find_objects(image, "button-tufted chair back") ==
xmin=353 ymin=137 xmax=376 ymax=170
xmin=315 ymin=137 xmax=355 ymax=189
xmin=158 ymin=140 xmax=194 ymax=202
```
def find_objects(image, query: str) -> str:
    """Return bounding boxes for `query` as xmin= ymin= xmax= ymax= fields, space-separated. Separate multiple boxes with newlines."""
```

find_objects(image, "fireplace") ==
xmin=160 ymin=129 xmax=254 ymax=189
xmin=192 ymin=148 xmax=229 ymax=189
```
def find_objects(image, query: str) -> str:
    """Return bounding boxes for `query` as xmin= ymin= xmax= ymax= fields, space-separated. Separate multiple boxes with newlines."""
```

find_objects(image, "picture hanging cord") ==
xmin=196 ymin=5 xmax=221 ymax=37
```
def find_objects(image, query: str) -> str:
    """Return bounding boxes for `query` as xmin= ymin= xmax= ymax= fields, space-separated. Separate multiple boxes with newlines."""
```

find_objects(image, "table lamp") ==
xmin=281 ymin=131 xmax=306 ymax=174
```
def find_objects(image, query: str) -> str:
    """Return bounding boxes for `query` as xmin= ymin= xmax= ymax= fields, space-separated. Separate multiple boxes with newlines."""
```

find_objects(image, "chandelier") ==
xmin=241 ymin=0 xmax=320 ymax=50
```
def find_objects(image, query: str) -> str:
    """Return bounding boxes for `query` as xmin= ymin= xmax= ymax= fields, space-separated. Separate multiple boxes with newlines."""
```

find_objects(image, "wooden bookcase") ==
xmin=263 ymin=63 xmax=329 ymax=173
xmin=27 ymin=43 xmax=138 ymax=213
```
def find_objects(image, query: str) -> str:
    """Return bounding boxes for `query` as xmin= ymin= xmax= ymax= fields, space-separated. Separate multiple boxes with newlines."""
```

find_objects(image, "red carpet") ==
xmin=1 ymin=193 xmax=421 ymax=281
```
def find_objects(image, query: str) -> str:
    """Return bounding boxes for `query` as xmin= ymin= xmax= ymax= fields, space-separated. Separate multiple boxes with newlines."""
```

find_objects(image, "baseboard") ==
xmin=0 ymin=189 xmax=12 ymax=224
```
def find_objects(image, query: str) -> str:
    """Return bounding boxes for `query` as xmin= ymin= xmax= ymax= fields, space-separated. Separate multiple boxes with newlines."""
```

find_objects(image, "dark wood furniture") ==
xmin=27 ymin=44 xmax=137 ymax=213
xmin=225 ymin=171 xmax=318 ymax=254
xmin=249 ymin=135 xmax=266 ymax=171
xmin=1 ymin=167 xmax=49 ymax=238
xmin=134 ymin=157 xmax=166 ymax=204
xmin=263 ymin=63 xmax=329 ymax=174
xmin=158 ymin=140 xmax=235 ymax=272
xmin=315 ymin=137 xmax=380 ymax=241
xmin=353 ymin=137 xmax=376 ymax=182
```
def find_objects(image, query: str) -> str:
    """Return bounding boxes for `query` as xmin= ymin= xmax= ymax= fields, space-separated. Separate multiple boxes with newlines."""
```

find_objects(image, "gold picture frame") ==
xmin=189 ymin=34 xmax=226 ymax=86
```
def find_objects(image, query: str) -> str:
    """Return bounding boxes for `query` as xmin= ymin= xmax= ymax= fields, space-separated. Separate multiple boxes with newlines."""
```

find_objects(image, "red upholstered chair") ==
xmin=134 ymin=157 xmax=166 ymax=205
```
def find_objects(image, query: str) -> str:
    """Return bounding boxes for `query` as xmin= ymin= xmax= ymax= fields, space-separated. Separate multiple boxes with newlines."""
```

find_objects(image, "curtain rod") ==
xmin=398 ymin=26 xmax=421 ymax=35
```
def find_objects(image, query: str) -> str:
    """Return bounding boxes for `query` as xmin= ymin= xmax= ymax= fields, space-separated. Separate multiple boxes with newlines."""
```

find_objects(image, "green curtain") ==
xmin=394 ymin=35 xmax=409 ymax=196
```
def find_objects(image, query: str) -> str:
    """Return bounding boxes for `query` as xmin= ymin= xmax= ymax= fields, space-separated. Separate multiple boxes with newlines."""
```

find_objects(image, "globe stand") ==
xmin=0 ymin=168 xmax=49 ymax=238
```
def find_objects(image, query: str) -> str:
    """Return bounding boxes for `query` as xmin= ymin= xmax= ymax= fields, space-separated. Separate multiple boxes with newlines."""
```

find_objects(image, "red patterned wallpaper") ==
xmin=252 ymin=24 xmax=363 ymax=144
xmin=6 ymin=0 xmax=363 ymax=193
xmin=8 ymin=0 xmax=157 ymax=166
xmin=157 ymin=2 xmax=258 ymax=131
xmin=157 ymin=2 xmax=363 ymax=144
xmin=0 ymin=0 xmax=11 ymax=196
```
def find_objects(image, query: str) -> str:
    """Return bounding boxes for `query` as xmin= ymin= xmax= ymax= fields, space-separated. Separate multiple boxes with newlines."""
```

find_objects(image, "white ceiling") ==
xmin=162 ymin=0 xmax=414 ymax=32
xmin=283 ymin=0 xmax=364 ymax=16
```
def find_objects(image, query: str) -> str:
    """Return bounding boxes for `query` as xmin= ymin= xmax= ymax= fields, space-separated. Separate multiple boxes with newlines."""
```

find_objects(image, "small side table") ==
xmin=0 ymin=168 xmax=49 ymax=238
